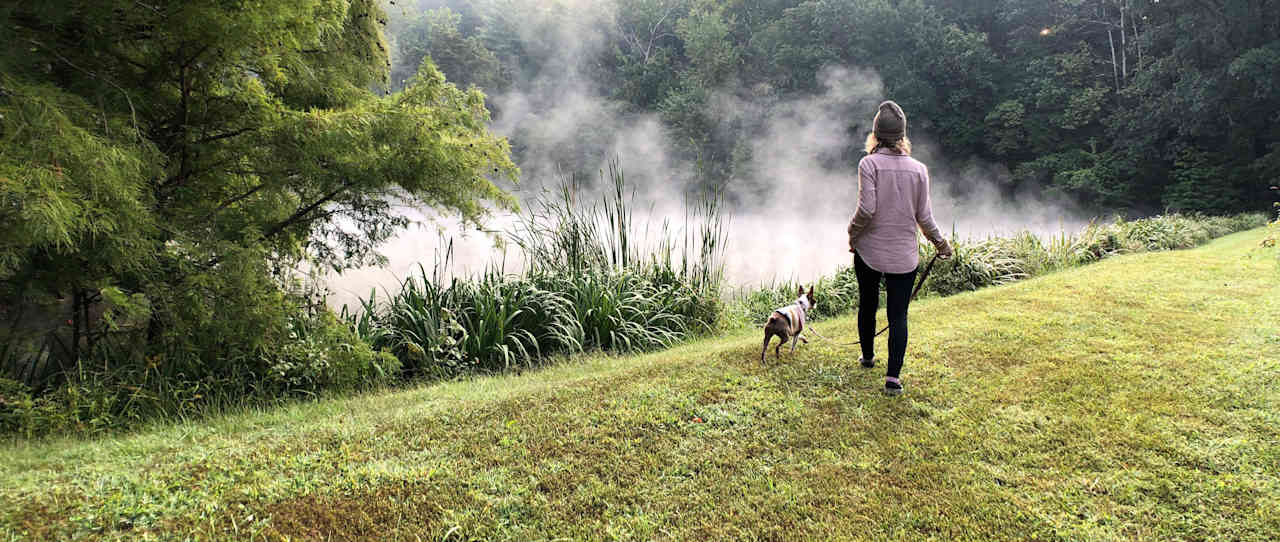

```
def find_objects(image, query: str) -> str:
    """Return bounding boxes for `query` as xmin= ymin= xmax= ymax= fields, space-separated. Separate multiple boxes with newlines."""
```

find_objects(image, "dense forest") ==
xmin=1 ymin=0 xmax=1276 ymax=434
xmin=387 ymin=0 xmax=1279 ymax=213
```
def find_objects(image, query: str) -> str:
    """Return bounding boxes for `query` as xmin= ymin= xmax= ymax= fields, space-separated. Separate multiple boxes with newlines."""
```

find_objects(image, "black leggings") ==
xmin=854 ymin=252 xmax=917 ymax=378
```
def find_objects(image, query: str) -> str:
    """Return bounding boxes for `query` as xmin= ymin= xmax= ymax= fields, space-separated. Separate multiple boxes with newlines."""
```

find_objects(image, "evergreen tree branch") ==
xmin=264 ymin=182 xmax=354 ymax=239
xmin=22 ymin=38 xmax=142 ymax=141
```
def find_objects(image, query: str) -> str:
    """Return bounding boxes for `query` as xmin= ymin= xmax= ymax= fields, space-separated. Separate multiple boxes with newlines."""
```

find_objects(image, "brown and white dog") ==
xmin=761 ymin=286 xmax=816 ymax=363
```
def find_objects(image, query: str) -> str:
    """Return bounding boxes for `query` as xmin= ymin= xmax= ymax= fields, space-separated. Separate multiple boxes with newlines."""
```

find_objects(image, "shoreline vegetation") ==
xmin=1 ymin=227 xmax=1275 ymax=540
xmin=1 ymin=166 xmax=1269 ymax=438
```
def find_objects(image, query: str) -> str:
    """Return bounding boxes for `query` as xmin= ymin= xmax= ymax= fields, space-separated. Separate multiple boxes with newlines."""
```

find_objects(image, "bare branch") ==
xmin=201 ymin=182 xmax=270 ymax=222
xmin=264 ymin=182 xmax=353 ymax=238
xmin=191 ymin=127 xmax=255 ymax=146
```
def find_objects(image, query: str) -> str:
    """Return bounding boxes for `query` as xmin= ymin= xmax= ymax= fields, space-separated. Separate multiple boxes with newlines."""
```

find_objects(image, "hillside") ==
xmin=2 ymin=229 xmax=1277 ymax=541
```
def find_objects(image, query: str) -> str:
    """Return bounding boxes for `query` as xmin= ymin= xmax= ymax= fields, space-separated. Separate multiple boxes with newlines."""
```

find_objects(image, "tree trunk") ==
xmin=1107 ymin=28 xmax=1120 ymax=92
xmin=1119 ymin=0 xmax=1127 ymax=81
xmin=1131 ymin=3 xmax=1142 ymax=72
xmin=83 ymin=289 xmax=100 ymax=371
xmin=70 ymin=290 xmax=81 ymax=367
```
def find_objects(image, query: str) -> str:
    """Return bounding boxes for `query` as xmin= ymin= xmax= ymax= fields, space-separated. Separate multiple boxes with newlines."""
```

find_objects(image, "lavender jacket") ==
xmin=847 ymin=149 xmax=947 ymax=274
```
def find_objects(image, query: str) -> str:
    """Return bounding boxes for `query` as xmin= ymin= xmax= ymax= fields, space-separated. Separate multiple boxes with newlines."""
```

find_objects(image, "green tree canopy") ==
xmin=1 ymin=0 xmax=517 ymax=382
xmin=386 ymin=0 xmax=1280 ymax=215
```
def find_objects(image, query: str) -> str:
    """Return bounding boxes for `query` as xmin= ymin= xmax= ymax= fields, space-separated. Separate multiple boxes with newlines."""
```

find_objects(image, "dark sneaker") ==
xmin=859 ymin=356 xmax=876 ymax=368
xmin=883 ymin=376 xmax=903 ymax=396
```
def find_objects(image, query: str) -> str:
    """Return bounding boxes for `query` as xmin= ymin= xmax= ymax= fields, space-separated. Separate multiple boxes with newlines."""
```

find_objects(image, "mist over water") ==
xmin=326 ymin=1 xmax=1086 ymax=308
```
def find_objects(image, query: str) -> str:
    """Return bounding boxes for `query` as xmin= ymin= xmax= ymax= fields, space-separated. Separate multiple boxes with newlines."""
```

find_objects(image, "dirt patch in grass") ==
xmin=0 ymin=495 xmax=90 ymax=540
xmin=263 ymin=482 xmax=461 ymax=541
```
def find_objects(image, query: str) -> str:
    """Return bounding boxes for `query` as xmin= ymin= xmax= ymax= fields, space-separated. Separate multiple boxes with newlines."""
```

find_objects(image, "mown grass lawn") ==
xmin=2 ymin=229 xmax=1277 ymax=541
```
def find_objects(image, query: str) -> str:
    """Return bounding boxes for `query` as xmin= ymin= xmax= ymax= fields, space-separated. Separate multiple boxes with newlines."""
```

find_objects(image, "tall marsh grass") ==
xmin=348 ymin=161 xmax=728 ymax=378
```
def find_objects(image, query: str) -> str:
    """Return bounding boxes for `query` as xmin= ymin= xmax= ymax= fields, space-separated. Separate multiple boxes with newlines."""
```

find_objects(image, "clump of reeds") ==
xmin=514 ymin=158 xmax=728 ymax=349
xmin=347 ymin=160 xmax=728 ymax=378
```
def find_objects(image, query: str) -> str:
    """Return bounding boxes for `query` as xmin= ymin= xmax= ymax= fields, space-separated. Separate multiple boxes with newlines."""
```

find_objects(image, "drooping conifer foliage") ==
xmin=0 ymin=1 xmax=517 ymax=414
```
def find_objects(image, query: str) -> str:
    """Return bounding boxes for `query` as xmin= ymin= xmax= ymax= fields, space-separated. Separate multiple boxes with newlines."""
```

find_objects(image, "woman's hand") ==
xmin=936 ymin=239 xmax=954 ymax=260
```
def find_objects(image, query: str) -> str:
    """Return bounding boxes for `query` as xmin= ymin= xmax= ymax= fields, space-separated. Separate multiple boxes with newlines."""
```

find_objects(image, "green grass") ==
xmin=2 ymin=229 xmax=1277 ymax=541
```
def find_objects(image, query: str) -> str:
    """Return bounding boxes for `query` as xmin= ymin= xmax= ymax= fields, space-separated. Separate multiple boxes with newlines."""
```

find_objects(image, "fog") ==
xmin=325 ymin=0 xmax=1086 ymax=308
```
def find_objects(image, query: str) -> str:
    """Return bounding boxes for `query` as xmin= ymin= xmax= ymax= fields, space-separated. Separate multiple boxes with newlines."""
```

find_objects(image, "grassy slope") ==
xmin=2 ymin=230 xmax=1277 ymax=541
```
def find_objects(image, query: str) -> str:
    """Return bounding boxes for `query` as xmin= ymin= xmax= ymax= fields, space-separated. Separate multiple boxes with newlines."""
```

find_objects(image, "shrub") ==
xmin=361 ymin=264 xmax=472 ymax=379
xmin=263 ymin=312 xmax=400 ymax=394
xmin=924 ymin=236 xmax=1029 ymax=296
xmin=0 ymin=378 xmax=34 ymax=434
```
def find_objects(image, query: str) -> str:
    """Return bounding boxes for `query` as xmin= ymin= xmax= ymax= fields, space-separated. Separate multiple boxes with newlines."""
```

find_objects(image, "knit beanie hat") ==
xmin=873 ymin=100 xmax=906 ymax=142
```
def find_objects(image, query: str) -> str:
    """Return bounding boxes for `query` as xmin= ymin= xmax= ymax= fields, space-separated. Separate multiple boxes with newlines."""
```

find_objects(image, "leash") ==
xmin=806 ymin=253 xmax=940 ymax=347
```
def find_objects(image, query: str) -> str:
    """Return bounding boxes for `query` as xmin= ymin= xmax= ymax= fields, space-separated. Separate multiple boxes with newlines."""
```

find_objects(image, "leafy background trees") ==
xmin=381 ymin=0 xmax=1278 ymax=212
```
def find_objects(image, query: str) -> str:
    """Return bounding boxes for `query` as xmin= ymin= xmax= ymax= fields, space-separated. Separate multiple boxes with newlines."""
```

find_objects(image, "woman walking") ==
xmin=847 ymin=100 xmax=952 ymax=396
